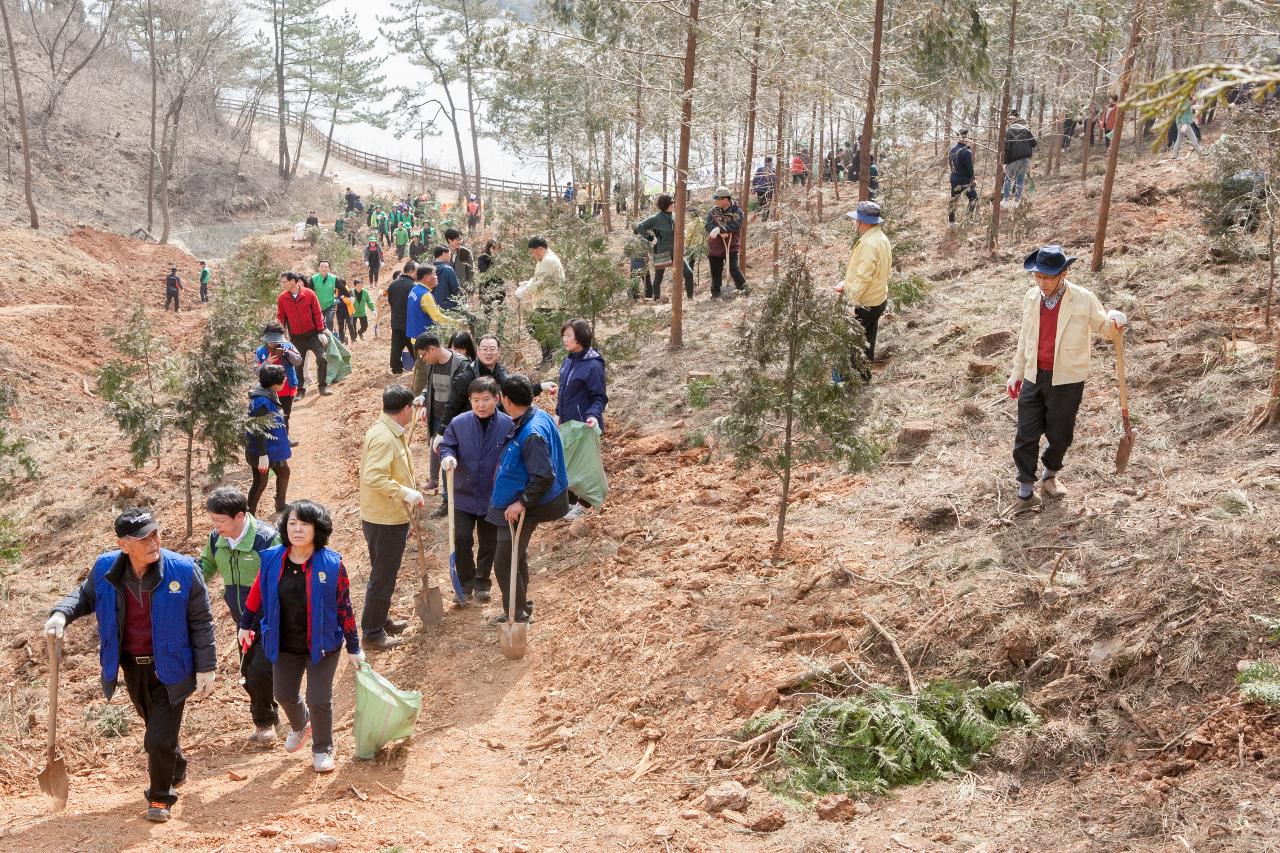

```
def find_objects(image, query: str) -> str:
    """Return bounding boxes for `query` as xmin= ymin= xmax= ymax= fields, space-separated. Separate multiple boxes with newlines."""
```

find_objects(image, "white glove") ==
xmin=319 ymin=331 xmax=331 ymax=346
xmin=401 ymin=486 xmax=424 ymax=506
xmin=1107 ymin=309 xmax=1127 ymax=328
xmin=412 ymin=394 xmax=424 ymax=407
xmin=193 ymin=670 xmax=216 ymax=701
xmin=709 ymin=227 xmax=721 ymax=239
xmin=440 ymin=455 xmax=457 ymax=472
xmin=544 ymin=382 xmax=558 ymax=395
xmin=349 ymin=650 xmax=366 ymax=667
xmin=257 ymin=455 xmax=269 ymax=473
xmin=585 ymin=417 xmax=599 ymax=430
xmin=834 ymin=282 xmax=845 ymax=295
xmin=431 ymin=435 xmax=443 ymax=453
xmin=44 ymin=612 xmax=66 ymax=638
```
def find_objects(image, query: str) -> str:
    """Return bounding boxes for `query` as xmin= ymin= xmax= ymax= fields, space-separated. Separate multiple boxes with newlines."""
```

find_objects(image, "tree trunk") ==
xmin=632 ymin=61 xmax=643 ymax=219
xmin=321 ymin=100 xmax=339 ymax=178
xmin=158 ymin=101 xmax=181 ymax=245
xmin=773 ymin=87 xmax=784 ymax=282
xmin=661 ymin=121 xmax=668 ymax=192
xmin=274 ymin=13 xmax=290 ymax=179
xmin=1267 ymin=213 xmax=1275 ymax=328
xmin=1081 ymin=16 xmax=1107 ymax=181
xmin=738 ymin=22 xmax=761 ymax=273
xmin=987 ymin=0 xmax=1019 ymax=253
xmin=775 ymin=307 xmax=799 ymax=553
xmin=184 ymin=428 xmax=194 ymax=538
xmin=1090 ymin=0 xmax=1144 ymax=272
xmin=0 ymin=0 xmax=37 ymax=228
xmin=288 ymin=88 xmax=313 ymax=180
xmin=814 ymin=98 xmax=824 ymax=224
xmin=669 ymin=0 xmax=699 ymax=351
xmin=460 ymin=0 xmax=482 ymax=201
xmin=859 ymin=0 xmax=885 ymax=202
xmin=145 ymin=0 xmax=157 ymax=230
xmin=602 ymin=123 xmax=613 ymax=233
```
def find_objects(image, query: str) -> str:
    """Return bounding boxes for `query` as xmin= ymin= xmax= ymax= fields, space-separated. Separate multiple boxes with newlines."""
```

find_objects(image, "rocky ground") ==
xmin=0 ymin=131 xmax=1278 ymax=852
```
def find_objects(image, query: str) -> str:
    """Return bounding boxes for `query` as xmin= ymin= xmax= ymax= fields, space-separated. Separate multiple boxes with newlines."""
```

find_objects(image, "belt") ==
xmin=125 ymin=654 xmax=154 ymax=665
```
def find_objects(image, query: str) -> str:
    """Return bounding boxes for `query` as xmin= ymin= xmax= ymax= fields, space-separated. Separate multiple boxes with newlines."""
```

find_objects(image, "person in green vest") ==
xmin=199 ymin=486 xmax=282 ymax=744
xmin=368 ymin=206 xmax=378 ymax=229
xmin=403 ymin=209 xmax=414 ymax=229
xmin=393 ymin=221 xmax=411 ymax=260
xmin=199 ymin=260 xmax=211 ymax=303
xmin=310 ymin=261 xmax=338 ymax=331
xmin=351 ymin=277 xmax=375 ymax=340
xmin=376 ymin=209 xmax=390 ymax=247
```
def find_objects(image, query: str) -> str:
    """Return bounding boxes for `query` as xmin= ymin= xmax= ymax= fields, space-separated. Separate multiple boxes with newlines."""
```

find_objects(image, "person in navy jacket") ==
xmin=486 ymin=375 xmax=569 ymax=623
xmin=246 ymin=364 xmax=292 ymax=516
xmin=44 ymin=508 xmax=217 ymax=823
xmin=556 ymin=318 xmax=607 ymax=520
xmin=439 ymin=375 xmax=513 ymax=603
xmin=238 ymin=500 xmax=362 ymax=774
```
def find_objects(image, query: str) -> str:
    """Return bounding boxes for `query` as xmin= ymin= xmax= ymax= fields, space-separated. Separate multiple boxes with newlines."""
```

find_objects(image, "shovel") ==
xmin=410 ymin=506 xmax=444 ymax=627
xmin=498 ymin=514 xmax=528 ymax=661
xmin=38 ymin=633 xmax=68 ymax=811
xmin=445 ymin=468 xmax=466 ymax=605
xmin=1114 ymin=330 xmax=1135 ymax=474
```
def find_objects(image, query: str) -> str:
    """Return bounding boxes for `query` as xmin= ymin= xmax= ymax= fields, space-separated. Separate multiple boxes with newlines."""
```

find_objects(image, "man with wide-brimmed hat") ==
xmin=835 ymin=200 xmax=893 ymax=380
xmin=1007 ymin=245 xmax=1127 ymax=509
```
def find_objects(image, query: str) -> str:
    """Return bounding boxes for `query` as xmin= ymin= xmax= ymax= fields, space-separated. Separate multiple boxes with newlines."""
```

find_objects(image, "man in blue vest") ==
xmin=486 ymin=375 xmax=569 ymax=624
xmin=44 ymin=508 xmax=216 ymax=823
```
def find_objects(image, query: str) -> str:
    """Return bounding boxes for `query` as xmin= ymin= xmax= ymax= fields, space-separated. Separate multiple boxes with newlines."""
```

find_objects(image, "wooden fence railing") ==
xmin=216 ymin=96 xmax=548 ymax=199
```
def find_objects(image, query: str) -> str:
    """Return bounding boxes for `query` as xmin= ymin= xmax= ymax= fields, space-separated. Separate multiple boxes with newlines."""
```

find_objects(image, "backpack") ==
xmin=166 ymin=273 xmax=179 ymax=290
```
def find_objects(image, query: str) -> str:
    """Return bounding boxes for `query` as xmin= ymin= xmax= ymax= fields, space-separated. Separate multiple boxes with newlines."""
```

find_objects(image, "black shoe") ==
xmin=365 ymin=634 xmax=404 ymax=651
xmin=383 ymin=618 xmax=408 ymax=636
xmin=289 ymin=440 xmax=299 ymax=448
xmin=319 ymin=387 xmax=333 ymax=396
xmin=491 ymin=613 xmax=509 ymax=625
xmin=295 ymin=388 xmax=307 ymax=399
xmin=474 ymin=588 xmax=491 ymax=603
xmin=146 ymin=802 xmax=171 ymax=823
xmin=430 ymin=502 xmax=448 ymax=519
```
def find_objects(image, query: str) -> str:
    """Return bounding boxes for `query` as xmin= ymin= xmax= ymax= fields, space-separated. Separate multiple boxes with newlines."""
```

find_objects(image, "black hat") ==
xmin=114 ymin=508 xmax=159 ymax=539
xmin=1023 ymin=244 xmax=1078 ymax=276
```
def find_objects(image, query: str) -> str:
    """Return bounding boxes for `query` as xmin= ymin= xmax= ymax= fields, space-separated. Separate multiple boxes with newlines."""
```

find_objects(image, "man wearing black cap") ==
xmin=164 ymin=267 xmax=183 ymax=312
xmin=947 ymin=130 xmax=977 ymax=226
xmin=1007 ymin=246 xmax=1127 ymax=509
xmin=44 ymin=509 xmax=217 ymax=823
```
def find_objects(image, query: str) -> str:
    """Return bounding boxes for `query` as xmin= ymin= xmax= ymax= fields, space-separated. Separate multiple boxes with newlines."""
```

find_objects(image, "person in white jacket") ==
xmin=1006 ymin=245 xmax=1127 ymax=509
xmin=514 ymin=236 xmax=565 ymax=363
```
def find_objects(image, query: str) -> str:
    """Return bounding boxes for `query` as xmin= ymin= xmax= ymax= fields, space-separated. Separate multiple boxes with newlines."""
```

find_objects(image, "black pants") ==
xmin=389 ymin=328 xmax=411 ymax=374
xmin=792 ymin=173 xmax=807 ymax=186
xmin=165 ymin=291 xmax=179 ymax=311
xmin=949 ymin=180 xmax=978 ymax=223
xmin=652 ymin=260 xmax=695 ymax=300
xmin=273 ymin=650 xmax=340 ymax=754
xmin=361 ymin=520 xmax=408 ymax=640
xmin=279 ymin=393 xmax=294 ymax=434
xmin=355 ymin=316 xmax=369 ymax=339
xmin=246 ymin=452 xmax=290 ymax=516
xmin=369 ymin=264 xmax=381 ymax=285
xmin=529 ymin=308 xmax=558 ymax=363
xmin=854 ymin=300 xmax=887 ymax=367
xmin=200 ymin=283 xmax=208 ymax=302
xmin=708 ymin=253 xmax=746 ymax=296
xmin=121 ymin=658 xmax=187 ymax=807
xmin=493 ymin=517 xmax=538 ymax=618
xmin=240 ymin=634 xmax=278 ymax=727
xmin=454 ymin=509 xmax=497 ymax=592
xmin=291 ymin=332 xmax=328 ymax=393
xmin=756 ymin=191 xmax=773 ymax=220
xmin=396 ymin=244 xmax=407 ymax=259
xmin=1013 ymin=369 xmax=1084 ymax=483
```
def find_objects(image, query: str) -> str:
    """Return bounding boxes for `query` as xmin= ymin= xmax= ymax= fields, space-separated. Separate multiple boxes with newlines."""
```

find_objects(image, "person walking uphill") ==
xmin=1002 ymin=110 xmax=1037 ymax=206
xmin=557 ymin=318 xmax=607 ymax=521
xmin=947 ymin=130 xmax=978 ymax=226
xmin=310 ymin=261 xmax=339 ymax=332
xmin=276 ymin=272 xmax=331 ymax=397
xmin=835 ymin=201 xmax=893 ymax=380
xmin=365 ymin=238 xmax=385 ymax=285
xmin=706 ymin=187 xmax=747 ymax=298
xmin=412 ymin=334 xmax=469 ymax=517
xmin=200 ymin=487 xmax=282 ymax=744
xmin=386 ymin=261 xmax=418 ymax=375
xmin=634 ymin=193 xmax=695 ymax=301
xmin=246 ymin=364 xmax=292 ymax=516
xmin=237 ymin=500 xmax=363 ymax=773
xmin=1007 ymin=245 xmax=1127 ymax=510
xmin=487 ymin=375 xmax=570 ymax=624
xmin=358 ymin=385 xmax=424 ymax=650
xmin=440 ymin=376 xmax=513 ymax=603
xmin=44 ymin=509 xmax=216 ymax=823
xmin=514 ymin=237 xmax=566 ymax=364
xmin=256 ymin=323 xmax=302 ymax=440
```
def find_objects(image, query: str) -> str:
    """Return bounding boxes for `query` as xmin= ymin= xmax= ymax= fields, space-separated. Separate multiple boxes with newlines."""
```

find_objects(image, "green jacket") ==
xmin=310 ymin=273 xmax=337 ymax=309
xmin=199 ymin=515 xmax=281 ymax=591
xmin=352 ymin=287 xmax=375 ymax=318
xmin=200 ymin=268 xmax=211 ymax=286
xmin=634 ymin=210 xmax=676 ymax=256
xmin=394 ymin=225 xmax=410 ymax=246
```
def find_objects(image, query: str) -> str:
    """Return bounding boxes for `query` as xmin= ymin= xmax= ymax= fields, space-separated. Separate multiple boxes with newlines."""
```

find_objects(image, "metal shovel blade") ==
xmin=409 ymin=509 xmax=444 ymax=627
xmin=499 ymin=621 xmax=528 ymax=661
xmin=39 ymin=634 xmax=68 ymax=811
xmin=1115 ymin=415 xmax=1135 ymax=474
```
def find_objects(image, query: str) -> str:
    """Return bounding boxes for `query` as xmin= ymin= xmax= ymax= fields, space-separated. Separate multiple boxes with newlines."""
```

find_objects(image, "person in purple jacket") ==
xmin=556 ymin=318 xmax=607 ymax=520
xmin=438 ymin=376 xmax=513 ymax=603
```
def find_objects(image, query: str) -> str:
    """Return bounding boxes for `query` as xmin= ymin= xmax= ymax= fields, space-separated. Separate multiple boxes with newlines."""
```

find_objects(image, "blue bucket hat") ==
xmin=1023 ymin=244 xmax=1077 ymax=276
xmin=846 ymin=200 xmax=883 ymax=225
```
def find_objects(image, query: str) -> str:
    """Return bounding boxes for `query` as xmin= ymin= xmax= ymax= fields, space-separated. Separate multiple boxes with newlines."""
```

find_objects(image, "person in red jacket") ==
xmin=275 ymin=272 xmax=331 ymax=398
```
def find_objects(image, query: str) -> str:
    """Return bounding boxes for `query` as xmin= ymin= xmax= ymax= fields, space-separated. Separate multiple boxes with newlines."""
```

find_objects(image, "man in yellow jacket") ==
xmin=835 ymin=200 xmax=892 ymax=381
xmin=1007 ymin=245 xmax=1127 ymax=509
xmin=358 ymin=385 xmax=424 ymax=649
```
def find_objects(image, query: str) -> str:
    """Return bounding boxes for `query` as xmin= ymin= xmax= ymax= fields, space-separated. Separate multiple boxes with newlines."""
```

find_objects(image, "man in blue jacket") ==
xmin=948 ymin=129 xmax=977 ymax=226
xmin=432 ymin=246 xmax=461 ymax=311
xmin=486 ymin=375 xmax=569 ymax=623
xmin=440 ymin=376 xmax=513 ymax=602
xmin=44 ymin=509 xmax=217 ymax=823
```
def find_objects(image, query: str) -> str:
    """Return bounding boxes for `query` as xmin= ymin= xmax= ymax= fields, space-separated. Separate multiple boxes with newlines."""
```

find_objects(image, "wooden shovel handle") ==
xmin=1115 ymin=329 xmax=1129 ymax=414
xmin=46 ymin=633 xmax=60 ymax=754
xmin=507 ymin=514 xmax=525 ymax=622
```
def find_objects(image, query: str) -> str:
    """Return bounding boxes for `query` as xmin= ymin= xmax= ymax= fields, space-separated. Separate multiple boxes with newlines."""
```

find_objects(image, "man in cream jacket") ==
xmin=514 ymin=235 xmax=565 ymax=363
xmin=1006 ymin=245 xmax=1127 ymax=509
xmin=358 ymin=384 xmax=424 ymax=649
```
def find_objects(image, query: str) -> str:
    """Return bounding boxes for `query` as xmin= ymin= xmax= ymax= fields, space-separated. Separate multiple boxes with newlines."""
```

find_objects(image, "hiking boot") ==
xmin=1014 ymin=493 xmax=1041 ymax=514
xmin=491 ymin=613 xmax=509 ymax=625
xmin=145 ymin=802 xmax=171 ymax=823
xmin=474 ymin=588 xmax=491 ymax=603
xmin=319 ymin=387 xmax=333 ymax=396
xmin=563 ymin=504 xmax=588 ymax=521
xmin=430 ymin=502 xmax=449 ymax=519
xmin=383 ymin=618 xmax=409 ymax=636
xmin=250 ymin=725 xmax=277 ymax=744
xmin=313 ymin=751 xmax=335 ymax=773
xmin=365 ymin=634 xmax=404 ymax=651
xmin=284 ymin=722 xmax=311 ymax=754
xmin=1041 ymin=477 xmax=1067 ymax=499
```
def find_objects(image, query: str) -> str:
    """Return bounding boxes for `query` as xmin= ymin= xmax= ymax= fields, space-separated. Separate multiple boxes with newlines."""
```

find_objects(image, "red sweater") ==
xmin=1038 ymin=299 xmax=1061 ymax=374
xmin=277 ymin=288 xmax=324 ymax=336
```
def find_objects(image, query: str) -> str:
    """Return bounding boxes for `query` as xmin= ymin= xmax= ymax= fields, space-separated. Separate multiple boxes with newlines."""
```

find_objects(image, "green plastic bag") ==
xmin=558 ymin=420 xmax=608 ymax=509
xmin=324 ymin=333 xmax=352 ymax=385
xmin=354 ymin=662 xmax=422 ymax=760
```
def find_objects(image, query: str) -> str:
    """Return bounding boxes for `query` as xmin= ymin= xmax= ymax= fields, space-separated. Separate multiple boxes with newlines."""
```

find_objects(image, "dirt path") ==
xmin=245 ymin=121 xmax=415 ymax=200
